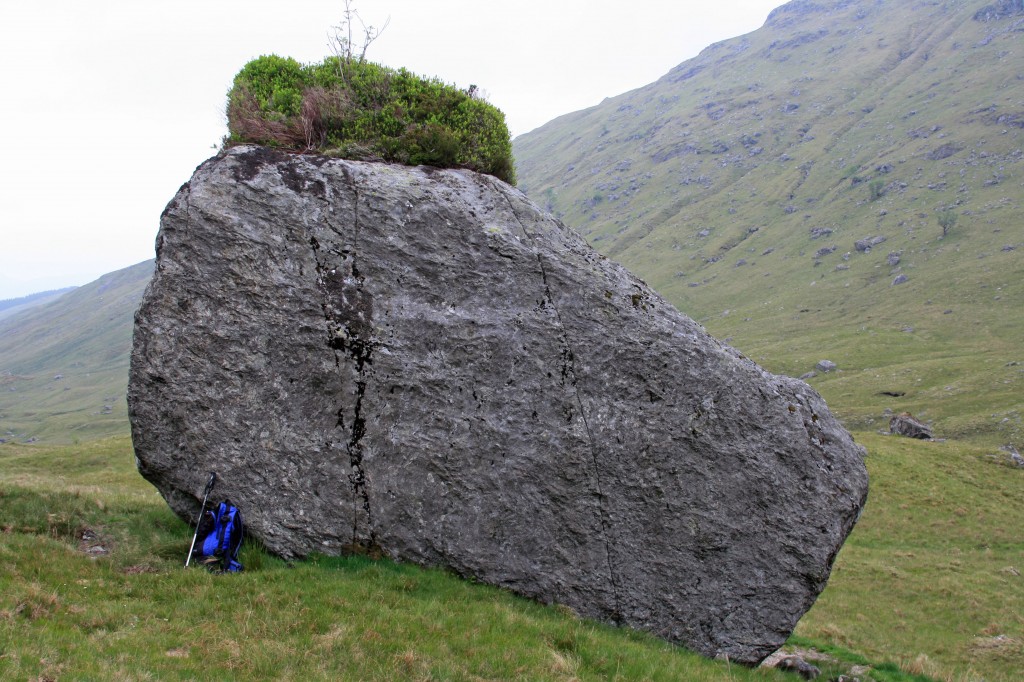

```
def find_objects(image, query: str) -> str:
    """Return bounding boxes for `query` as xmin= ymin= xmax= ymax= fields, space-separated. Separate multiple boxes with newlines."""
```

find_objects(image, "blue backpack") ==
xmin=192 ymin=501 xmax=244 ymax=573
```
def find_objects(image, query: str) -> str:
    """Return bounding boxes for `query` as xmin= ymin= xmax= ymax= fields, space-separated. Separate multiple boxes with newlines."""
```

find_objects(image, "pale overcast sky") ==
xmin=0 ymin=0 xmax=781 ymax=299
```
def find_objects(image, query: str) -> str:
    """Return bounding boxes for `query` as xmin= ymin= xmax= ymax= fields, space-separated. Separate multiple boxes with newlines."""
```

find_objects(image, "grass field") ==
xmin=796 ymin=433 xmax=1024 ymax=681
xmin=3 ymin=434 xmax=1020 ymax=681
xmin=1 ymin=438 xmax=794 ymax=681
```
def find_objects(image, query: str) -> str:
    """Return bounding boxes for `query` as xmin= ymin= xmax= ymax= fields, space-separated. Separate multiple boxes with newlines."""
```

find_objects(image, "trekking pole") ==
xmin=185 ymin=472 xmax=217 ymax=567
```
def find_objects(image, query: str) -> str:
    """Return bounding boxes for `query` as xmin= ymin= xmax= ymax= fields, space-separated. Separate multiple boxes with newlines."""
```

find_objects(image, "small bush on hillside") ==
xmin=868 ymin=179 xmax=886 ymax=201
xmin=226 ymin=55 xmax=516 ymax=184
xmin=937 ymin=208 xmax=958 ymax=237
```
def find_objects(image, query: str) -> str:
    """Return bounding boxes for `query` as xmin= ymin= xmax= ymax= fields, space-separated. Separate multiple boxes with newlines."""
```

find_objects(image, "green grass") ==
xmin=796 ymin=433 xmax=1024 ymax=681
xmin=1 ymin=437 xmax=801 ymax=681
xmin=5 ymin=435 xmax=1018 ymax=680
xmin=2 ymin=437 xmax=982 ymax=681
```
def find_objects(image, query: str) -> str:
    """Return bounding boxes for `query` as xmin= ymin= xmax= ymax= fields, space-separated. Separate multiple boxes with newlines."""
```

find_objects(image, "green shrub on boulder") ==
xmin=226 ymin=55 xmax=515 ymax=184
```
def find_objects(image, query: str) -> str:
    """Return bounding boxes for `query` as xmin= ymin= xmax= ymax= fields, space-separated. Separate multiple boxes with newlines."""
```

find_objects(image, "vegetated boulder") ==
xmin=889 ymin=412 xmax=933 ymax=439
xmin=129 ymin=145 xmax=869 ymax=666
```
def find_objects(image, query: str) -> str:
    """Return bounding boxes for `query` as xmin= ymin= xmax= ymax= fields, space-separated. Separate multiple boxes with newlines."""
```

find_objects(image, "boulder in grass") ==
xmin=129 ymin=146 xmax=869 ymax=666
xmin=889 ymin=412 xmax=933 ymax=439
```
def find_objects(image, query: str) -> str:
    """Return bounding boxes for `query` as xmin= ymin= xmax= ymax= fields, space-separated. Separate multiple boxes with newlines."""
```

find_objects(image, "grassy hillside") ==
xmin=0 ymin=260 xmax=152 ymax=443
xmin=7 ymin=435 xmax=1018 ymax=681
xmin=514 ymin=0 xmax=1024 ymax=448
xmin=0 ymin=288 xmax=76 ymax=322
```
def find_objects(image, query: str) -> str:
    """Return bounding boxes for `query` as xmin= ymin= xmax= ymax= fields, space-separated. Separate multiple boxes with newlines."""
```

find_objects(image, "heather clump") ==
xmin=226 ymin=55 xmax=515 ymax=184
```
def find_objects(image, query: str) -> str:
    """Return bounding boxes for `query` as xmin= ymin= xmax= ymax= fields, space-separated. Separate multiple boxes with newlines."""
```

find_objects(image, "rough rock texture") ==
xmin=890 ymin=412 xmax=933 ymax=439
xmin=129 ymin=146 xmax=869 ymax=665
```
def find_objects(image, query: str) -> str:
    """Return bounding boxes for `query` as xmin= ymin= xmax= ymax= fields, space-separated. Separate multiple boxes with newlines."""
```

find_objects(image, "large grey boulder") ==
xmin=129 ymin=145 xmax=868 ymax=665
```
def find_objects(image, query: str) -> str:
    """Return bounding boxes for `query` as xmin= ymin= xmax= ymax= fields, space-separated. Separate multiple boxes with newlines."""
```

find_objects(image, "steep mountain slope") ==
xmin=0 ymin=288 xmax=77 ymax=322
xmin=0 ymin=260 xmax=152 ymax=442
xmin=515 ymin=0 xmax=1024 ymax=446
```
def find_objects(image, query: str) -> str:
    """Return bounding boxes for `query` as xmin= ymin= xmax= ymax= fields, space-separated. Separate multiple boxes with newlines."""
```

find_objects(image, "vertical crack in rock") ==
xmin=334 ymin=170 xmax=375 ymax=550
xmin=302 ymin=164 xmax=375 ymax=548
xmin=499 ymin=189 xmax=624 ymax=624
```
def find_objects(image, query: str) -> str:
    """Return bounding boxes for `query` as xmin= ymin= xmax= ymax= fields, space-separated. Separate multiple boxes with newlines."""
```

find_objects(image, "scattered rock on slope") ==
xmin=129 ymin=145 xmax=869 ymax=666
xmin=855 ymin=236 xmax=887 ymax=253
xmin=974 ymin=1 xmax=1024 ymax=21
xmin=890 ymin=412 xmax=933 ymax=439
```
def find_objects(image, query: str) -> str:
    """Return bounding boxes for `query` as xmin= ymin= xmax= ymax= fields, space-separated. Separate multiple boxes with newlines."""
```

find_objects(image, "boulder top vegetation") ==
xmin=225 ymin=54 xmax=516 ymax=185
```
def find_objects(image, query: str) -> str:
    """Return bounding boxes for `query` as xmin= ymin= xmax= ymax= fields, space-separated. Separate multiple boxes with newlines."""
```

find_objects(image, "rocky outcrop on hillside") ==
xmin=974 ymin=0 xmax=1024 ymax=21
xmin=129 ymin=145 xmax=869 ymax=665
xmin=890 ymin=412 xmax=933 ymax=439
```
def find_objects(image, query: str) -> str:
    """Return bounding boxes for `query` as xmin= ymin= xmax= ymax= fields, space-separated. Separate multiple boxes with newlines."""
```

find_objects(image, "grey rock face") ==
xmin=889 ymin=412 xmax=933 ymax=439
xmin=816 ymin=360 xmax=838 ymax=373
xmin=129 ymin=146 xmax=868 ymax=666
xmin=854 ymin=235 xmax=887 ymax=253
